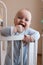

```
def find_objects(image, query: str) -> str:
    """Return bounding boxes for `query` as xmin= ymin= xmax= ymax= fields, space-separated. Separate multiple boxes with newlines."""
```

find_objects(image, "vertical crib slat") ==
xmin=12 ymin=41 xmax=14 ymax=65
xmin=1 ymin=41 xmax=2 ymax=65
xmin=20 ymin=41 xmax=23 ymax=65
xmin=27 ymin=43 xmax=29 ymax=65
xmin=34 ymin=41 xmax=38 ymax=65
xmin=27 ymin=42 xmax=35 ymax=65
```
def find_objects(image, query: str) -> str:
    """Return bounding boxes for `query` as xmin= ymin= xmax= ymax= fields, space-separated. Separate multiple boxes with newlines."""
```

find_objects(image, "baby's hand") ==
xmin=16 ymin=25 xmax=23 ymax=33
xmin=13 ymin=25 xmax=24 ymax=33
xmin=23 ymin=35 xmax=35 ymax=44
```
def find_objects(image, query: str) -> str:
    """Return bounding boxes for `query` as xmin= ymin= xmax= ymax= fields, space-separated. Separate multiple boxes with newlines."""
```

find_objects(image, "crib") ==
xmin=0 ymin=35 xmax=38 ymax=65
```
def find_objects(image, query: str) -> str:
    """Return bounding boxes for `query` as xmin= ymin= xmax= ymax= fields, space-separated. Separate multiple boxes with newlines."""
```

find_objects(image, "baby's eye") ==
xmin=18 ymin=16 xmax=23 ymax=19
xmin=25 ymin=18 xmax=29 ymax=21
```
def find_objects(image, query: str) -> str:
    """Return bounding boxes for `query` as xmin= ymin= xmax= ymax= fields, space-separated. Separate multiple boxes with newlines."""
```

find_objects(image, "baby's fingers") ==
xmin=22 ymin=35 xmax=29 ymax=43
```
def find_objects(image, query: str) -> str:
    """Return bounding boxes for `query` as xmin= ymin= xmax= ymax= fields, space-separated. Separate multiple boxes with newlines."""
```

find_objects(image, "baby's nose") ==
xmin=21 ymin=19 xmax=25 ymax=22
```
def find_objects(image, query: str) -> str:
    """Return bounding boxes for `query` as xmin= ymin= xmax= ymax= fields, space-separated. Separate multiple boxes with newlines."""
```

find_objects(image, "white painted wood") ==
xmin=0 ymin=1 xmax=7 ymax=65
xmin=0 ymin=35 xmax=24 ymax=41
xmin=20 ymin=41 xmax=23 ymax=65
xmin=28 ymin=42 xmax=35 ymax=65
xmin=0 ymin=35 xmax=38 ymax=65
xmin=34 ymin=41 xmax=38 ymax=65
xmin=0 ymin=0 xmax=7 ymax=27
xmin=12 ymin=41 xmax=14 ymax=65
xmin=27 ymin=42 xmax=38 ymax=65
xmin=1 ymin=41 xmax=7 ymax=65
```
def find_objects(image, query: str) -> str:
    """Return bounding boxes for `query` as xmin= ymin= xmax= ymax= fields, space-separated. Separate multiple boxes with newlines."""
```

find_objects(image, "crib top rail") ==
xmin=0 ymin=35 xmax=24 ymax=41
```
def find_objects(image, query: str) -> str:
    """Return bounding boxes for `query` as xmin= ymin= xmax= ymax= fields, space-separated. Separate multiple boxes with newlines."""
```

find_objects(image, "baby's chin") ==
xmin=16 ymin=25 xmax=25 ymax=33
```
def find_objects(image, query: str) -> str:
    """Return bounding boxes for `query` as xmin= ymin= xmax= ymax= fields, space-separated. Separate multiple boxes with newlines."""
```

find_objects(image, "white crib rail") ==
xmin=0 ymin=35 xmax=38 ymax=65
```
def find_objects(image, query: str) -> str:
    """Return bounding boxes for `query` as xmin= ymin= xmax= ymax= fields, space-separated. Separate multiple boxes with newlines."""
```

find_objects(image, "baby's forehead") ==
xmin=16 ymin=9 xmax=31 ymax=18
xmin=17 ymin=9 xmax=29 ymax=15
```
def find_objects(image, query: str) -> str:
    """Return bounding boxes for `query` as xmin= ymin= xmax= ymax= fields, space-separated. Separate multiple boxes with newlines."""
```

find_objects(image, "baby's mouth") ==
xmin=18 ymin=23 xmax=25 ymax=27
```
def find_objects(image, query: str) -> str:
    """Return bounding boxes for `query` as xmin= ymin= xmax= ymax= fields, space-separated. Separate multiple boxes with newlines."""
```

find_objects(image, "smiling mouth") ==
xmin=18 ymin=23 xmax=25 ymax=27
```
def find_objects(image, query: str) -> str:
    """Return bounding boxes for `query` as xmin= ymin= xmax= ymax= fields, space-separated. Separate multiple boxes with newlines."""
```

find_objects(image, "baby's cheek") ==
xmin=25 ymin=23 xmax=29 ymax=29
xmin=14 ymin=19 xmax=19 ymax=25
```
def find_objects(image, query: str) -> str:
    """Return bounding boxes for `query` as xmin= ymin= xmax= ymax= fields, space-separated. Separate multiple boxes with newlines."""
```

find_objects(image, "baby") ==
xmin=13 ymin=9 xmax=33 ymax=43
xmin=1 ymin=8 xmax=40 ymax=65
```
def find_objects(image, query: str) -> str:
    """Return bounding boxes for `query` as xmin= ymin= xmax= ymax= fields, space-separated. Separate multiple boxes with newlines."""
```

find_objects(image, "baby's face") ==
xmin=14 ymin=9 xmax=31 ymax=32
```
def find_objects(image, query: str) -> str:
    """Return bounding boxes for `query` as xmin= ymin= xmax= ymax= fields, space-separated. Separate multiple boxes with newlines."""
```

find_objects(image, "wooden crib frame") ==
xmin=0 ymin=35 xmax=38 ymax=65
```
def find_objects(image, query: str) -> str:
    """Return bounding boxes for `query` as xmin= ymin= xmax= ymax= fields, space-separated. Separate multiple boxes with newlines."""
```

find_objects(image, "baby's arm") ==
xmin=29 ymin=28 xmax=40 ymax=41
xmin=23 ymin=28 xmax=40 ymax=43
xmin=1 ymin=26 xmax=13 ymax=36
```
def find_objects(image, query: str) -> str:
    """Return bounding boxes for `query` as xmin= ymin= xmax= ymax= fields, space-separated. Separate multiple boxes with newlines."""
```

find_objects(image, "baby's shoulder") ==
xmin=25 ymin=28 xmax=39 ymax=35
xmin=27 ymin=28 xmax=38 ymax=32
